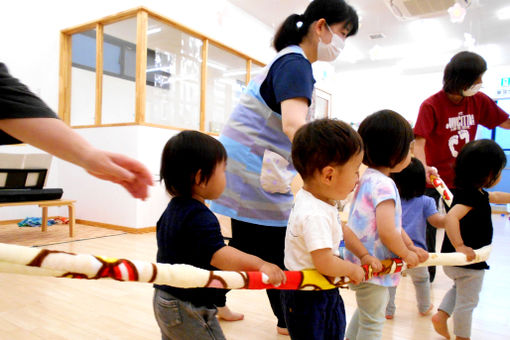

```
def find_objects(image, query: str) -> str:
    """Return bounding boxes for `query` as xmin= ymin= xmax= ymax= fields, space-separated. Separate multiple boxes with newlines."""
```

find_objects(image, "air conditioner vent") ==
xmin=369 ymin=33 xmax=386 ymax=40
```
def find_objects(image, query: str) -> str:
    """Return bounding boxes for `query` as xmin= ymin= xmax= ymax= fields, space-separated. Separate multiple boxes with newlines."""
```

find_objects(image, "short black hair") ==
xmin=358 ymin=110 xmax=414 ymax=168
xmin=273 ymin=0 xmax=359 ymax=52
xmin=292 ymin=118 xmax=363 ymax=180
xmin=390 ymin=157 xmax=426 ymax=200
xmin=160 ymin=130 xmax=227 ymax=197
xmin=443 ymin=51 xmax=487 ymax=94
xmin=454 ymin=139 xmax=506 ymax=190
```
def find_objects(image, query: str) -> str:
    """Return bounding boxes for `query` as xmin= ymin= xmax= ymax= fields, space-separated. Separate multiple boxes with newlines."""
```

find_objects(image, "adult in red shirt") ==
xmin=414 ymin=51 xmax=510 ymax=281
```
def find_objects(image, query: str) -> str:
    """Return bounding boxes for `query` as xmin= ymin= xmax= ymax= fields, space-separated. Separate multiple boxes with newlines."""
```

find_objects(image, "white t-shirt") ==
xmin=284 ymin=189 xmax=343 ymax=271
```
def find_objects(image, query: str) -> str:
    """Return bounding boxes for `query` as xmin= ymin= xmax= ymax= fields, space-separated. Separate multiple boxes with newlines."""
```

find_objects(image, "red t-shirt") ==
xmin=414 ymin=90 xmax=508 ymax=188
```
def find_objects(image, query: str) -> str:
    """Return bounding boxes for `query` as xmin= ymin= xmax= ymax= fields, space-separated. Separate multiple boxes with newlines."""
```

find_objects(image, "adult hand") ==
xmin=85 ymin=150 xmax=154 ymax=200
xmin=425 ymin=166 xmax=438 ymax=185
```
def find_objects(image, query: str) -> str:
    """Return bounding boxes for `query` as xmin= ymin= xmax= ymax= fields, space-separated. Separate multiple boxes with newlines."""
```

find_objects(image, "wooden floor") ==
xmin=0 ymin=216 xmax=509 ymax=339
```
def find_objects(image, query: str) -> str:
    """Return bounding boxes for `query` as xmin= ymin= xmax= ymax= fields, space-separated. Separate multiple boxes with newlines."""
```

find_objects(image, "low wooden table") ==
xmin=0 ymin=199 xmax=76 ymax=237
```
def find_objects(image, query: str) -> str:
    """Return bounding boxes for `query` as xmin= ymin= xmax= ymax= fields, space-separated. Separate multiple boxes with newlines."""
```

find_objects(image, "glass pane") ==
xmin=206 ymin=44 xmax=246 ymax=133
xmin=70 ymin=29 xmax=96 ymax=126
xmin=145 ymin=17 xmax=202 ymax=130
xmin=102 ymin=18 xmax=137 ymax=124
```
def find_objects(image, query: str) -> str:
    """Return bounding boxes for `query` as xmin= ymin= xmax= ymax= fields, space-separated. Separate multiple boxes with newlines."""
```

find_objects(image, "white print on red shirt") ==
xmin=445 ymin=112 xmax=476 ymax=131
xmin=446 ymin=112 xmax=475 ymax=157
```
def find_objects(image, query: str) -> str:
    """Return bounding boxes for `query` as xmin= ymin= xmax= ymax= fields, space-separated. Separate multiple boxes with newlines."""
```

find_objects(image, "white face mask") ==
xmin=317 ymin=25 xmax=345 ymax=62
xmin=462 ymin=83 xmax=482 ymax=97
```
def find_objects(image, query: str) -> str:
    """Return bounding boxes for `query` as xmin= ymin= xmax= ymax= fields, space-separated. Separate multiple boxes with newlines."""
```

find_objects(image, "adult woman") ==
xmin=413 ymin=51 xmax=510 ymax=281
xmin=210 ymin=0 xmax=358 ymax=334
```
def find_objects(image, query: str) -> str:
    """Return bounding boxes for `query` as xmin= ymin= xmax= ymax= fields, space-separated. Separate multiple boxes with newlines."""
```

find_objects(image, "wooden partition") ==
xmin=59 ymin=6 xmax=265 ymax=134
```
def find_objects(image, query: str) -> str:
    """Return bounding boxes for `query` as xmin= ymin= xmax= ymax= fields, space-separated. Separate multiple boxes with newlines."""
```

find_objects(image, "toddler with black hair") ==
xmin=344 ymin=110 xmax=427 ymax=340
xmin=385 ymin=157 xmax=446 ymax=319
xmin=432 ymin=139 xmax=510 ymax=340
xmin=152 ymin=130 xmax=285 ymax=340
xmin=281 ymin=118 xmax=381 ymax=340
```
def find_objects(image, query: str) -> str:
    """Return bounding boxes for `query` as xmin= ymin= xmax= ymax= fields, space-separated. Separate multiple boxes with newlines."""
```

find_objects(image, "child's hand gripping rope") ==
xmin=0 ymin=242 xmax=491 ymax=291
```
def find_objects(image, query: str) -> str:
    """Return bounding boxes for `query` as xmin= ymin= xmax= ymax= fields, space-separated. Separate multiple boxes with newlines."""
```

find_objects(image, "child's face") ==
xmin=202 ymin=160 xmax=227 ymax=200
xmin=330 ymin=151 xmax=363 ymax=200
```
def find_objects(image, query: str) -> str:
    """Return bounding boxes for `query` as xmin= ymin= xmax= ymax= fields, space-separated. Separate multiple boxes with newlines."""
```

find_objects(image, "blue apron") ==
xmin=210 ymin=46 xmax=315 ymax=226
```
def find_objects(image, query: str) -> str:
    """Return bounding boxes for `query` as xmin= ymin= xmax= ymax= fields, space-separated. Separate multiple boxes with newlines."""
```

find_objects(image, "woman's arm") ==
xmin=377 ymin=200 xmax=419 ymax=267
xmin=444 ymin=204 xmax=476 ymax=260
xmin=0 ymin=118 xmax=153 ymax=199
xmin=414 ymin=136 xmax=438 ymax=184
xmin=281 ymin=97 xmax=308 ymax=142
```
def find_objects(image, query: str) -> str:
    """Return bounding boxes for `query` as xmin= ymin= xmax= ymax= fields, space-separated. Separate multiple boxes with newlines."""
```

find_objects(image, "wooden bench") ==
xmin=0 ymin=199 xmax=76 ymax=237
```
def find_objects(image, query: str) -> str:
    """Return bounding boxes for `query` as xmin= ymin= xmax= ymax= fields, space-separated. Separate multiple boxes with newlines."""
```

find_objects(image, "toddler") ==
xmin=281 ymin=118 xmax=382 ymax=340
xmin=152 ymin=130 xmax=285 ymax=340
xmin=344 ymin=110 xmax=427 ymax=340
xmin=432 ymin=139 xmax=510 ymax=340
xmin=385 ymin=157 xmax=446 ymax=319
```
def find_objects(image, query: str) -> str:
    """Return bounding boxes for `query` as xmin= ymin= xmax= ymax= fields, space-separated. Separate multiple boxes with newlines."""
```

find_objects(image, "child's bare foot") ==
xmin=217 ymin=306 xmax=244 ymax=321
xmin=420 ymin=304 xmax=434 ymax=316
xmin=432 ymin=310 xmax=451 ymax=339
xmin=277 ymin=326 xmax=289 ymax=335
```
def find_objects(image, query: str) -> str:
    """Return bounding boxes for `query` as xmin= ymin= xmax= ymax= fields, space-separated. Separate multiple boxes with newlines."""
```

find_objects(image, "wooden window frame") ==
xmin=58 ymin=6 xmax=265 ymax=134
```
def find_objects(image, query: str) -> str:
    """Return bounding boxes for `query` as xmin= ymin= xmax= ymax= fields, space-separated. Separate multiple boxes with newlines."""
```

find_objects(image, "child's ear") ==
xmin=194 ymin=170 xmax=205 ymax=187
xmin=321 ymin=166 xmax=334 ymax=183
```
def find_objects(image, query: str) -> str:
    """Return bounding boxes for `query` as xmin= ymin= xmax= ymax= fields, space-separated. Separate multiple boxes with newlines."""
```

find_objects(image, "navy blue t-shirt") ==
xmin=0 ymin=63 xmax=58 ymax=145
xmin=260 ymin=53 xmax=315 ymax=114
xmin=441 ymin=188 xmax=492 ymax=270
xmin=154 ymin=197 xmax=227 ymax=308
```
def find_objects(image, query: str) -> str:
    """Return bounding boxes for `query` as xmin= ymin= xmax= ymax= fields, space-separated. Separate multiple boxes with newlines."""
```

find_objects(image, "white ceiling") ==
xmin=227 ymin=0 xmax=510 ymax=74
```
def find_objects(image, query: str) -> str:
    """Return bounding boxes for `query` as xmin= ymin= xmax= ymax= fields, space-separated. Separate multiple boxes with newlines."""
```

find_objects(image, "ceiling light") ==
xmin=448 ymin=3 xmax=467 ymax=23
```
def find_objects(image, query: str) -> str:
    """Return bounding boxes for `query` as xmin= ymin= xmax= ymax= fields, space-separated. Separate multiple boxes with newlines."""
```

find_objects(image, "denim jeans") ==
xmin=386 ymin=267 xmax=431 ymax=316
xmin=153 ymin=289 xmax=226 ymax=340
xmin=439 ymin=266 xmax=485 ymax=338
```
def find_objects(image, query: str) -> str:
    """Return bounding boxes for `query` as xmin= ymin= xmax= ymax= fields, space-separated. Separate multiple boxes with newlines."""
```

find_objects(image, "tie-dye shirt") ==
xmin=344 ymin=168 xmax=402 ymax=287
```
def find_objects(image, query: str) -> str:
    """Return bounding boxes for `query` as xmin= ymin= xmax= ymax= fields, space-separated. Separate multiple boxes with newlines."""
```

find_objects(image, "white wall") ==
xmin=327 ymin=64 xmax=510 ymax=126
xmin=55 ymin=125 xmax=174 ymax=228
xmin=0 ymin=0 xmax=273 ymax=227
